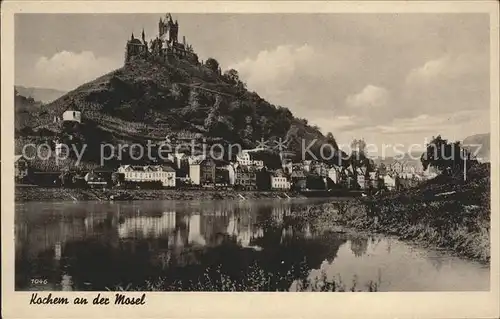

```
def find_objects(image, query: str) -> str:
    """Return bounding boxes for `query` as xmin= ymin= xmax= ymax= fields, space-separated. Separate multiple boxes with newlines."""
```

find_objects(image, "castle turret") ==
xmin=125 ymin=31 xmax=147 ymax=63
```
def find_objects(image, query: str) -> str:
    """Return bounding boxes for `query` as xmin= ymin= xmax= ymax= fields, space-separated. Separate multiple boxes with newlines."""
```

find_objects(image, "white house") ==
xmin=188 ymin=154 xmax=205 ymax=165
xmin=62 ymin=110 xmax=82 ymax=123
xmin=189 ymin=161 xmax=201 ymax=185
xmin=271 ymin=175 xmax=290 ymax=190
xmin=383 ymin=174 xmax=397 ymax=191
xmin=236 ymin=150 xmax=264 ymax=167
xmin=403 ymin=165 xmax=417 ymax=174
xmin=117 ymin=165 xmax=176 ymax=187
xmin=282 ymin=161 xmax=293 ymax=174
xmin=225 ymin=164 xmax=236 ymax=185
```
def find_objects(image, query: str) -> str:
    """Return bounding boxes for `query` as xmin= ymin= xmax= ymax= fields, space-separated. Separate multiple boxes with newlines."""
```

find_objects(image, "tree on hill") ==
xmin=205 ymin=58 xmax=220 ymax=73
xmin=325 ymin=132 xmax=339 ymax=150
xmin=223 ymin=69 xmax=239 ymax=84
xmin=378 ymin=162 xmax=387 ymax=175
xmin=349 ymin=138 xmax=374 ymax=174
xmin=421 ymin=135 xmax=477 ymax=175
xmin=223 ymin=69 xmax=246 ymax=91
xmin=204 ymin=95 xmax=234 ymax=139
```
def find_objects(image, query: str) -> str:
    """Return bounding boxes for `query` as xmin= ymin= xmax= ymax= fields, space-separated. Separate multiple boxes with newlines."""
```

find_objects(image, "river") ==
xmin=15 ymin=199 xmax=489 ymax=291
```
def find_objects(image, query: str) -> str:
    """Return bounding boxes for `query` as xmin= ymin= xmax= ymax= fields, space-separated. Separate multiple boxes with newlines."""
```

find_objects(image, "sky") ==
xmin=15 ymin=13 xmax=491 ymax=155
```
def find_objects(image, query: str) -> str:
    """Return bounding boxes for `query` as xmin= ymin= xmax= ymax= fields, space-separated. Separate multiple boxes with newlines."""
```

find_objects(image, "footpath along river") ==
xmin=15 ymin=199 xmax=490 ymax=291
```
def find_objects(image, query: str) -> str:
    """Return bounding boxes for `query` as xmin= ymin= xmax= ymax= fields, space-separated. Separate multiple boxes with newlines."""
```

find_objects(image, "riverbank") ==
xmin=305 ymin=164 xmax=491 ymax=263
xmin=15 ymin=186 xmax=306 ymax=202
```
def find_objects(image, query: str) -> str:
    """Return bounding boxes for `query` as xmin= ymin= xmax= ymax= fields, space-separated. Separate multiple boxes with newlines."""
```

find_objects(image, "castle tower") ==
xmin=169 ymin=19 xmax=179 ymax=44
xmin=125 ymin=31 xmax=147 ymax=63
xmin=159 ymin=16 xmax=169 ymax=43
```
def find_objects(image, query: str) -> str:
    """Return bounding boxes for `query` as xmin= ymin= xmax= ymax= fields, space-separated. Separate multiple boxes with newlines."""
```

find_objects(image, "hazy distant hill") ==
xmin=14 ymin=89 xmax=43 ymax=130
xmin=372 ymin=152 xmax=424 ymax=170
xmin=463 ymin=133 xmax=490 ymax=162
xmin=15 ymin=86 xmax=66 ymax=104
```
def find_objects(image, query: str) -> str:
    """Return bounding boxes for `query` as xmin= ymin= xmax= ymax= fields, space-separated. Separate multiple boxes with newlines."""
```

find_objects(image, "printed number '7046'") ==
xmin=31 ymin=279 xmax=48 ymax=285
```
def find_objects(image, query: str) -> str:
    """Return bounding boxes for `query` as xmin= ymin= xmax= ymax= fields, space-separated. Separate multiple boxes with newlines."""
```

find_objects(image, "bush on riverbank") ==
xmin=307 ymin=165 xmax=491 ymax=262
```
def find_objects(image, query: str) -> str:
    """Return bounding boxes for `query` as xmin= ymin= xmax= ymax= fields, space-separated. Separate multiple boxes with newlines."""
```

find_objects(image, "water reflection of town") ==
xmin=15 ymin=201 xmax=353 ymax=291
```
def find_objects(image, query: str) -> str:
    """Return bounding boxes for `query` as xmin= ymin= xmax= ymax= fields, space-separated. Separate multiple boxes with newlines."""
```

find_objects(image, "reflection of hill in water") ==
xmin=16 ymin=200 xmax=346 ymax=291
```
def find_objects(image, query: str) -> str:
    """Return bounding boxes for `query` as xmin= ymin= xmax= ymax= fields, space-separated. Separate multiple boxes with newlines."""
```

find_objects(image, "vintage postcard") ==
xmin=1 ymin=1 xmax=499 ymax=318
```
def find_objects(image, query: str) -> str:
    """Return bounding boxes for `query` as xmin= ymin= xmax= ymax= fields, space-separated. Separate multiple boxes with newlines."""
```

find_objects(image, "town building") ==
xmin=327 ymin=166 xmax=341 ymax=184
xmin=290 ymin=170 xmax=307 ymax=190
xmin=215 ymin=167 xmax=231 ymax=186
xmin=189 ymin=158 xmax=216 ymax=186
xmin=390 ymin=161 xmax=404 ymax=174
xmin=235 ymin=166 xmax=258 ymax=190
xmin=403 ymin=164 xmax=417 ymax=174
xmin=225 ymin=164 xmax=236 ymax=185
xmin=117 ymin=165 xmax=176 ymax=187
xmin=236 ymin=150 xmax=264 ymax=168
xmin=62 ymin=110 xmax=82 ymax=124
xmin=310 ymin=161 xmax=329 ymax=177
xmin=302 ymin=160 xmax=312 ymax=172
xmin=167 ymin=153 xmax=187 ymax=170
xmin=167 ymin=153 xmax=190 ymax=178
xmin=84 ymin=171 xmax=110 ymax=188
xmin=368 ymin=171 xmax=381 ymax=189
xmin=306 ymin=175 xmax=327 ymax=190
xmin=356 ymin=168 xmax=368 ymax=189
xmin=271 ymin=170 xmax=290 ymax=190
xmin=282 ymin=161 xmax=293 ymax=175
xmin=383 ymin=174 xmax=398 ymax=191
xmin=15 ymin=155 xmax=29 ymax=181
xmin=55 ymin=142 xmax=69 ymax=158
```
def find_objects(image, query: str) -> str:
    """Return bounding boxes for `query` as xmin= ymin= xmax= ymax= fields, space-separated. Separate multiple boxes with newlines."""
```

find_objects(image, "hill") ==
xmin=463 ymin=133 xmax=490 ymax=163
xmin=16 ymin=57 xmax=344 ymax=169
xmin=14 ymin=89 xmax=43 ymax=131
xmin=15 ymin=86 xmax=66 ymax=104
xmin=372 ymin=152 xmax=425 ymax=169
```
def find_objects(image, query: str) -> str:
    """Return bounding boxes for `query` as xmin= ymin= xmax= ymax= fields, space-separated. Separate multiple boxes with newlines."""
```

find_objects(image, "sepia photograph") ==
xmin=2 ymin=1 xmax=499 ymax=318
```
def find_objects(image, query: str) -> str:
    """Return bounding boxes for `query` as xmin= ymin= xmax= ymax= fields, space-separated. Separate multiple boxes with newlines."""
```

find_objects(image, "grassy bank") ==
xmin=15 ymin=186 xmax=305 ymax=202
xmin=108 ymin=262 xmax=378 ymax=292
xmin=305 ymin=164 xmax=491 ymax=263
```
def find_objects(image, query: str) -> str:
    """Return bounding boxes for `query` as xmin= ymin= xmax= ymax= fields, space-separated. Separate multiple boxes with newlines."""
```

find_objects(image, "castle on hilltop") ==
xmin=125 ymin=13 xmax=199 ymax=64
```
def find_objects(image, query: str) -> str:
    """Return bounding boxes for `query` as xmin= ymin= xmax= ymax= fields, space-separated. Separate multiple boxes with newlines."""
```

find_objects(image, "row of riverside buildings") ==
xmin=15 ymin=109 xmax=436 ymax=191
xmin=15 ymin=145 xmax=437 ymax=191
